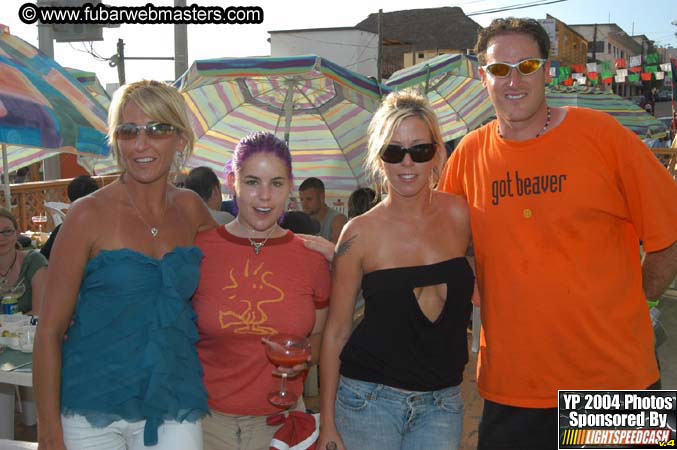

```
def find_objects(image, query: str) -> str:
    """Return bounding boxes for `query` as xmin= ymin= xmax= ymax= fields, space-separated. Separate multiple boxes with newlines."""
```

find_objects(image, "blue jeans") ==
xmin=335 ymin=376 xmax=463 ymax=450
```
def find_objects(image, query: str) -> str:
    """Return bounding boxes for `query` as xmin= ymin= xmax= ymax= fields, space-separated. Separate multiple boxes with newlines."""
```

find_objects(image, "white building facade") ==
xmin=269 ymin=27 xmax=378 ymax=79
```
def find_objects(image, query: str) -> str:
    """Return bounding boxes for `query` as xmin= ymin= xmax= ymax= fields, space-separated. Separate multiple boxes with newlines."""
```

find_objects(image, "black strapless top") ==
xmin=339 ymin=257 xmax=474 ymax=391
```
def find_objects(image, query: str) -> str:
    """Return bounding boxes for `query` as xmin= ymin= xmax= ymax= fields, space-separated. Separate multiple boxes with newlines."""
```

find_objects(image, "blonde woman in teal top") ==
xmin=33 ymin=80 xmax=216 ymax=450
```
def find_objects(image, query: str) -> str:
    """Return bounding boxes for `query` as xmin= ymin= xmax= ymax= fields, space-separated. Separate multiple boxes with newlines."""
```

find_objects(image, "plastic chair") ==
xmin=44 ymin=201 xmax=69 ymax=228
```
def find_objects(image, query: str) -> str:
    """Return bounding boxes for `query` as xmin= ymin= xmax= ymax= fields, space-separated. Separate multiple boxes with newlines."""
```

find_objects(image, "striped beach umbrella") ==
xmin=545 ymin=86 xmax=667 ymax=140
xmin=176 ymin=55 xmax=386 ymax=199
xmin=7 ymin=68 xmax=114 ymax=177
xmin=0 ymin=24 xmax=109 ymax=206
xmin=65 ymin=67 xmax=112 ymax=110
xmin=385 ymin=53 xmax=495 ymax=142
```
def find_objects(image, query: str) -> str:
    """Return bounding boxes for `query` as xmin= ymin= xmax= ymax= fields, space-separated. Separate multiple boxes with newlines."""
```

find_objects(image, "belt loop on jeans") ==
xmin=368 ymin=383 xmax=384 ymax=401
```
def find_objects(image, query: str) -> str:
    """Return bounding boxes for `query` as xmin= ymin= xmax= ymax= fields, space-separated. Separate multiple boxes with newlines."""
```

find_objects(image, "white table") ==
xmin=0 ymin=349 xmax=33 ymax=440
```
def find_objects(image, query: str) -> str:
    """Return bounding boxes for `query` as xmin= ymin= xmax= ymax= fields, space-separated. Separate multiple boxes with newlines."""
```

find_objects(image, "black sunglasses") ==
xmin=380 ymin=143 xmax=437 ymax=164
xmin=115 ymin=122 xmax=179 ymax=140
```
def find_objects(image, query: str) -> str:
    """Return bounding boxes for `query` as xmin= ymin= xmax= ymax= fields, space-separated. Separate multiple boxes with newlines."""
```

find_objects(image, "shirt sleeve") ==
xmin=311 ymin=255 xmax=331 ymax=309
xmin=439 ymin=136 xmax=471 ymax=197
xmin=613 ymin=121 xmax=677 ymax=252
xmin=24 ymin=250 xmax=48 ymax=282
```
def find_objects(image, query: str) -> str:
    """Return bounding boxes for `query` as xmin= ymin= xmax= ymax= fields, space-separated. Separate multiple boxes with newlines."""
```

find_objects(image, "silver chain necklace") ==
xmin=236 ymin=217 xmax=278 ymax=255
xmin=0 ymin=250 xmax=18 ymax=286
xmin=498 ymin=106 xmax=551 ymax=139
xmin=121 ymin=177 xmax=167 ymax=238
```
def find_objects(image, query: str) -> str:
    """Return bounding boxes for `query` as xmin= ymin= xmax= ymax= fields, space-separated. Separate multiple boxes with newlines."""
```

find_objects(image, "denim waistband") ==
xmin=339 ymin=375 xmax=460 ymax=405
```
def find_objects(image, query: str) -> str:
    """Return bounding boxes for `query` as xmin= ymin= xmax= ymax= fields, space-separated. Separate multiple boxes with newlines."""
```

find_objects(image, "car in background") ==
xmin=657 ymin=89 xmax=672 ymax=102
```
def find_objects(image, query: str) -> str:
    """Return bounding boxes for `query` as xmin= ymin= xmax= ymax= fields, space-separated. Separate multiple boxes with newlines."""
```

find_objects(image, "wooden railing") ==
xmin=0 ymin=175 xmax=118 ymax=232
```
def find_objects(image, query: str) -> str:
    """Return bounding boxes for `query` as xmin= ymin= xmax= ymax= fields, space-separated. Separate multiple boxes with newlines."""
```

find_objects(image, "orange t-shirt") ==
xmin=194 ymin=227 xmax=331 ymax=415
xmin=440 ymin=107 xmax=677 ymax=408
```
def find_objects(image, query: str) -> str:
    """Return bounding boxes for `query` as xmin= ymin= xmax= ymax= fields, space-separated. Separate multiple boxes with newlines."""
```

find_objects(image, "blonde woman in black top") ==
xmin=318 ymin=90 xmax=478 ymax=450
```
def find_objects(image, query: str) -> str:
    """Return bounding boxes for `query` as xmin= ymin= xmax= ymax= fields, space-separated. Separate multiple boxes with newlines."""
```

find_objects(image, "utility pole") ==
xmin=115 ymin=39 xmax=126 ymax=85
xmin=377 ymin=9 xmax=383 ymax=83
xmin=592 ymin=23 xmax=597 ymax=63
xmin=37 ymin=0 xmax=59 ymax=181
xmin=174 ymin=0 xmax=188 ymax=79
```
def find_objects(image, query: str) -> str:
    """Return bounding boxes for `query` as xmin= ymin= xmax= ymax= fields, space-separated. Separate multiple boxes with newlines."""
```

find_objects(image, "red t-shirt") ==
xmin=194 ymin=227 xmax=331 ymax=415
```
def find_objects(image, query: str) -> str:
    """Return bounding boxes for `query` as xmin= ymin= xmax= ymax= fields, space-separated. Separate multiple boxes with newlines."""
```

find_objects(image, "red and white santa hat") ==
xmin=269 ymin=411 xmax=320 ymax=450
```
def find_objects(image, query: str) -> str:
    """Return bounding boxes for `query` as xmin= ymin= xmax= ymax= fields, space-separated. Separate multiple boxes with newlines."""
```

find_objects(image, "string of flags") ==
xmin=548 ymin=52 xmax=674 ymax=86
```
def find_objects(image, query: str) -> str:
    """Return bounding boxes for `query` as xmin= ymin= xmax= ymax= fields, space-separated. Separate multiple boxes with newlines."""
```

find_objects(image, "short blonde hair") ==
xmin=108 ymin=80 xmax=195 ymax=171
xmin=365 ymin=89 xmax=445 ymax=193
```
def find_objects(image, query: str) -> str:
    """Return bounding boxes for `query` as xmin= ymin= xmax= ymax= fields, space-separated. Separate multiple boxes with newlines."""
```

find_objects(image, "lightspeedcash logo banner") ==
xmin=559 ymin=391 xmax=676 ymax=448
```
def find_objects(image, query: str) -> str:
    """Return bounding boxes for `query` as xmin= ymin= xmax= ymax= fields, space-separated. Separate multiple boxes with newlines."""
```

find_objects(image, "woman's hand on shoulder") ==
xmin=298 ymin=234 xmax=335 ymax=262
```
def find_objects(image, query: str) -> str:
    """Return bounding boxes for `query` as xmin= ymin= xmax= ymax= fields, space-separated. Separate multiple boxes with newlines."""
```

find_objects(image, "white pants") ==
xmin=61 ymin=414 xmax=202 ymax=450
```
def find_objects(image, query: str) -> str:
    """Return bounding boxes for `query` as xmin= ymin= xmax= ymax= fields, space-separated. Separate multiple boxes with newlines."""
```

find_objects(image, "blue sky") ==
xmin=2 ymin=0 xmax=676 ymax=85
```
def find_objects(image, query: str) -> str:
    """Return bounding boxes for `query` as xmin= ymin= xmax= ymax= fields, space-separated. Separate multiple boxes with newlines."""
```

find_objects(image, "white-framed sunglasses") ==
xmin=482 ymin=58 xmax=546 ymax=78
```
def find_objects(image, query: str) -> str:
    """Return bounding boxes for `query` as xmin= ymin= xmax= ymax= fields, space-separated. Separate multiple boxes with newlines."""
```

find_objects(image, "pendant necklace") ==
xmin=498 ymin=106 xmax=551 ymax=139
xmin=122 ymin=176 xmax=167 ymax=238
xmin=0 ymin=250 xmax=17 ymax=286
xmin=236 ymin=217 xmax=277 ymax=255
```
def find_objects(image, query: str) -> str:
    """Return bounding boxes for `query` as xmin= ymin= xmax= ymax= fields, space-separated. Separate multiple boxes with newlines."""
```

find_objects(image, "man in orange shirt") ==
xmin=439 ymin=18 xmax=677 ymax=450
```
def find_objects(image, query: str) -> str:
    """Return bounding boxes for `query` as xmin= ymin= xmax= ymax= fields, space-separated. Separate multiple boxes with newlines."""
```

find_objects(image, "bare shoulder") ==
xmin=334 ymin=213 xmax=371 ymax=259
xmin=433 ymin=191 xmax=470 ymax=224
xmin=66 ymin=186 xmax=113 ymax=229
xmin=171 ymin=186 xmax=204 ymax=208
xmin=171 ymin=187 xmax=216 ymax=231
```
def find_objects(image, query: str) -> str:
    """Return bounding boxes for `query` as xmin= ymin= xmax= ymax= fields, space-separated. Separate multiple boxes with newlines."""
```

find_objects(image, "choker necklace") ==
xmin=498 ymin=106 xmax=551 ymax=139
xmin=0 ymin=250 xmax=18 ymax=286
xmin=236 ymin=217 xmax=277 ymax=255
xmin=122 ymin=177 xmax=167 ymax=238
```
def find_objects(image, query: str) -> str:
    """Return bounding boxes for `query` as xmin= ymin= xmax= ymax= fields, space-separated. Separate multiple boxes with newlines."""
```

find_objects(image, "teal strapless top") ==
xmin=61 ymin=247 xmax=208 ymax=446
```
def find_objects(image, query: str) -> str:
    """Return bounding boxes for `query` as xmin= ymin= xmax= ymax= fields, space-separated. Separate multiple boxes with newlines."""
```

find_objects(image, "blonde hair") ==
xmin=108 ymin=80 xmax=195 ymax=171
xmin=365 ymin=89 xmax=445 ymax=194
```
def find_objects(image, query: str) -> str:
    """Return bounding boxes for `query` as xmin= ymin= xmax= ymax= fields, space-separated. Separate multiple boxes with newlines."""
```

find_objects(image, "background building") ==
xmin=269 ymin=27 xmax=378 ymax=78
xmin=355 ymin=7 xmax=482 ymax=79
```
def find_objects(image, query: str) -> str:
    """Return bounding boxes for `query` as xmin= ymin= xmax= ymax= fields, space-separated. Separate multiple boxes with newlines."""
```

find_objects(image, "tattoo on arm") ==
xmin=335 ymin=235 xmax=357 ymax=259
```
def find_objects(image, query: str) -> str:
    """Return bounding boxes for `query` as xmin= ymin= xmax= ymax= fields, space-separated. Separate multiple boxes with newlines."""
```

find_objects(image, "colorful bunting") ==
xmin=614 ymin=75 xmax=625 ymax=83
xmin=629 ymin=55 xmax=641 ymax=67
xmin=601 ymin=60 xmax=611 ymax=71
xmin=628 ymin=73 xmax=640 ymax=82
xmin=614 ymin=58 xmax=626 ymax=69
xmin=588 ymin=72 xmax=599 ymax=80
xmin=601 ymin=71 xmax=613 ymax=79
xmin=563 ymin=78 xmax=574 ymax=86
xmin=577 ymin=76 xmax=587 ymax=85
xmin=549 ymin=67 xmax=558 ymax=77
xmin=629 ymin=66 xmax=642 ymax=73
xmin=645 ymin=53 xmax=658 ymax=65
xmin=590 ymin=78 xmax=599 ymax=85
xmin=655 ymin=72 xmax=664 ymax=80
xmin=645 ymin=65 xmax=657 ymax=73
xmin=560 ymin=66 xmax=571 ymax=77
xmin=573 ymin=64 xmax=585 ymax=73
xmin=640 ymin=72 xmax=652 ymax=81
xmin=660 ymin=63 xmax=671 ymax=72
xmin=616 ymin=69 xmax=628 ymax=77
xmin=586 ymin=62 xmax=597 ymax=73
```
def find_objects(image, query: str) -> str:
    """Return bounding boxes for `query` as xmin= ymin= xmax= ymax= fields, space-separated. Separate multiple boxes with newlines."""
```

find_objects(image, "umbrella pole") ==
xmin=2 ymin=144 xmax=11 ymax=210
xmin=283 ymin=80 xmax=295 ymax=145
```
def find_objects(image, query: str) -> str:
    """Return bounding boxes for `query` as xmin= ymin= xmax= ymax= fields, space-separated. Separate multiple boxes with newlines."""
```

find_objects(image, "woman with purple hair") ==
xmin=192 ymin=131 xmax=332 ymax=450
